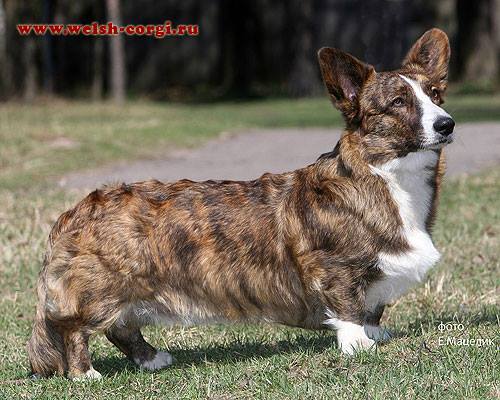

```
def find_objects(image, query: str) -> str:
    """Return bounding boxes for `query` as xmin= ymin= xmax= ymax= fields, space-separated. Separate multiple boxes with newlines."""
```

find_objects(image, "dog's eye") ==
xmin=431 ymin=87 xmax=440 ymax=100
xmin=392 ymin=97 xmax=405 ymax=107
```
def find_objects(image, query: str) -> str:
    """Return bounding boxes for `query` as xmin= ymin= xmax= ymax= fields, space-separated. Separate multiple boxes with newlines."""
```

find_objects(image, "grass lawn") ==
xmin=1 ymin=93 xmax=500 ymax=190
xmin=0 ymin=170 xmax=497 ymax=399
xmin=0 ymin=97 xmax=499 ymax=398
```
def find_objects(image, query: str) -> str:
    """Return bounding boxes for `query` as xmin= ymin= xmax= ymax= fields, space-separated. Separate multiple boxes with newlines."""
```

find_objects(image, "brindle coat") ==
xmin=28 ymin=28 xmax=451 ymax=378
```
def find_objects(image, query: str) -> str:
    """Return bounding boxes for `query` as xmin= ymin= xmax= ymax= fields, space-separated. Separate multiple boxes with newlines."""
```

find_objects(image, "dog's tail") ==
xmin=26 ymin=276 xmax=66 ymax=378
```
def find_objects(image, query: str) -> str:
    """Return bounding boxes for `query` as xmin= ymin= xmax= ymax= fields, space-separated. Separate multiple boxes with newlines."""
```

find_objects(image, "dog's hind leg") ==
xmin=32 ymin=250 xmax=123 ymax=379
xmin=105 ymin=324 xmax=173 ymax=371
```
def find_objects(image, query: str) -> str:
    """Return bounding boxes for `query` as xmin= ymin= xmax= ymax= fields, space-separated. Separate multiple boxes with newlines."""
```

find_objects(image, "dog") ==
xmin=27 ymin=28 xmax=454 ymax=380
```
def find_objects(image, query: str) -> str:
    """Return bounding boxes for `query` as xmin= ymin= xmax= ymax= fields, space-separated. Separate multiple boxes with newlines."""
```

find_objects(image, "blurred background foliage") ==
xmin=0 ymin=0 xmax=499 ymax=102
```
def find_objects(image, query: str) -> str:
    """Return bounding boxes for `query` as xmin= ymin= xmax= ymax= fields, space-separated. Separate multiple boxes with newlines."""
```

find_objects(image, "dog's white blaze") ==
xmin=136 ymin=351 xmax=173 ymax=370
xmin=367 ymin=151 xmax=441 ymax=311
xmin=324 ymin=310 xmax=375 ymax=355
xmin=399 ymin=75 xmax=451 ymax=145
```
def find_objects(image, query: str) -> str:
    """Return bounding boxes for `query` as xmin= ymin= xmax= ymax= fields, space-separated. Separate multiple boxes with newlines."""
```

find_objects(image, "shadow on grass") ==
xmin=93 ymin=306 xmax=499 ymax=376
xmin=93 ymin=332 xmax=337 ymax=376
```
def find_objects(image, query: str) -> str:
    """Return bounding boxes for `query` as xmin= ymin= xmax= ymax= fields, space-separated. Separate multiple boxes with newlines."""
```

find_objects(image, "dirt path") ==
xmin=60 ymin=122 xmax=500 ymax=190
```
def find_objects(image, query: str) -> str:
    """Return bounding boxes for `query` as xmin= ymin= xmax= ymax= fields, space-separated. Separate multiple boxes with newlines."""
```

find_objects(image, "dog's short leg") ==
xmin=324 ymin=312 xmax=375 ymax=355
xmin=63 ymin=330 xmax=102 ymax=381
xmin=363 ymin=305 xmax=392 ymax=342
xmin=300 ymin=251 xmax=377 ymax=355
xmin=105 ymin=325 xmax=173 ymax=371
xmin=323 ymin=295 xmax=377 ymax=354
xmin=363 ymin=324 xmax=392 ymax=342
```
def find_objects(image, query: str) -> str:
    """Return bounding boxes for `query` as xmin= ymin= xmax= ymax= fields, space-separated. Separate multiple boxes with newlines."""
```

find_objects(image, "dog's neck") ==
xmin=315 ymin=130 xmax=442 ymax=233
xmin=317 ymin=130 xmax=440 ymax=177
xmin=369 ymin=150 xmax=440 ymax=231
xmin=315 ymin=132 xmax=372 ymax=178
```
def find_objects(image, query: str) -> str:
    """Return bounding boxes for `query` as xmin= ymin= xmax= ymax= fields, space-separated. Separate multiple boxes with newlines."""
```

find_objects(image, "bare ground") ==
xmin=60 ymin=121 xmax=500 ymax=190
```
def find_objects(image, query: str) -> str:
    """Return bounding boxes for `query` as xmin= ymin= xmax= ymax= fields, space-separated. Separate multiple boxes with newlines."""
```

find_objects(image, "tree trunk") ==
xmin=105 ymin=0 xmax=126 ymax=103
xmin=0 ymin=0 xmax=6 ymax=95
xmin=218 ymin=0 xmax=258 ymax=97
xmin=42 ymin=0 xmax=54 ymax=95
xmin=286 ymin=0 xmax=319 ymax=97
xmin=0 ymin=0 xmax=12 ymax=98
xmin=92 ymin=38 xmax=104 ymax=100
xmin=23 ymin=38 xmax=37 ymax=102
xmin=456 ymin=0 xmax=499 ymax=84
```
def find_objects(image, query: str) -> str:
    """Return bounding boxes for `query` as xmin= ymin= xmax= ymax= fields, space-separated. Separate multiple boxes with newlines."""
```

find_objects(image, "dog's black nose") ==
xmin=433 ymin=116 xmax=455 ymax=136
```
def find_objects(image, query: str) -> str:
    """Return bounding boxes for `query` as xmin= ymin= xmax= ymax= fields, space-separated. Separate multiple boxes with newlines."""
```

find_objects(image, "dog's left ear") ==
xmin=403 ymin=28 xmax=450 ymax=86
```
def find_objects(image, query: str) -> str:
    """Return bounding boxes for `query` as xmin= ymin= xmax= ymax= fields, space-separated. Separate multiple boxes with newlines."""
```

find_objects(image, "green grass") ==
xmin=0 ymin=97 xmax=499 ymax=398
xmin=1 ymin=93 xmax=500 ymax=190
xmin=0 ymin=98 xmax=341 ymax=190
xmin=0 ymin=169 xmax=498 ymax=399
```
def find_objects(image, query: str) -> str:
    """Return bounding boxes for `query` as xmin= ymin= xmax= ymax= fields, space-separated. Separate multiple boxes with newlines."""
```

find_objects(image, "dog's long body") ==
xmin=28 ymin=28 xmax=455 ymax=379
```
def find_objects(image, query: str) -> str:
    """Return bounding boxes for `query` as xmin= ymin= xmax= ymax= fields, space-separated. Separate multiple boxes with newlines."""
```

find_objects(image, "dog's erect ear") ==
xmin=403 ymin=28 xmax=450 ymax=85
xmin=318 ymin=47 xmax=374 ymax=125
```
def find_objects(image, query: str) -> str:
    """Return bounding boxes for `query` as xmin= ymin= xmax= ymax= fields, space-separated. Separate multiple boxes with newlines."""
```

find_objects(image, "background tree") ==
xmin=286 ymin=0 xmax=319 ymax=97
xmin=42 ymin=0 xmax=54 ymax=95
xmin=2 ymin=0 xmax=499 ymax=101
xmin=105 ymin=0 xmax=126 ymax=103
xmin=456 ymin=0 xmax=499 ymax=85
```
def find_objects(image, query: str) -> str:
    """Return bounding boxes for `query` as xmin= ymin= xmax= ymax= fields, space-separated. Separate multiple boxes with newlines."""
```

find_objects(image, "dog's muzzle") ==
xmin=433 ymin=116 xmax=455 ymax=136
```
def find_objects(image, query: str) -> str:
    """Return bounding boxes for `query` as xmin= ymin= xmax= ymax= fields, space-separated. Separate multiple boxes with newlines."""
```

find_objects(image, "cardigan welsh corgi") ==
xmin=28 ymin=28 xmax=454 ymax=379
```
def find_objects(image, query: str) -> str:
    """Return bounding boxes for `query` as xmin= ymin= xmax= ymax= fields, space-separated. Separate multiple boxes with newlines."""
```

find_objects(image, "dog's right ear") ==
xmin=318 ymin=48 xmax=374 ymax=125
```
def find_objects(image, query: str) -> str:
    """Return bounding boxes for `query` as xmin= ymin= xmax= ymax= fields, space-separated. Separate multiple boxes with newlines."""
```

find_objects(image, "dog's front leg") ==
xmin=321 ymin=289 xmax=377 ymax=354
xmin=363 ymin=305 xmax=392 ymax=342
xmin=299 ymin=250 xmax=379 ymax=354
xmin=324 ymin=309 xmax=376 ymax=355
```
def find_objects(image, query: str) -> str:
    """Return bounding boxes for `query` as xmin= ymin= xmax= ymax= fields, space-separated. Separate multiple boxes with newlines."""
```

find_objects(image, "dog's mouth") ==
xmin=420 ymin=133 xmax=454 ymax=150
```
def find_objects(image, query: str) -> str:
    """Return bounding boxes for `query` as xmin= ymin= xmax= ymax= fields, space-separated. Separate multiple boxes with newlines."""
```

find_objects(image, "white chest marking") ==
xmin=367 ymin=152 xmax=441 ymax=310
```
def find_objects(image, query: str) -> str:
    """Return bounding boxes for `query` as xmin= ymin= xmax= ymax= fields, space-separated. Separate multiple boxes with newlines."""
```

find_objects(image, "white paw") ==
xmin=364 ymin=325 xmax=392 ymax=342
xmin=136 ymin=351 xmax=173 ymax=371
xmin=338 ymin=331 xmax=375 ymax=355
xmin=71 ymin=367 xmax=102 ymax=381
xmin=324 ymin=312 xmax=376 ymax=355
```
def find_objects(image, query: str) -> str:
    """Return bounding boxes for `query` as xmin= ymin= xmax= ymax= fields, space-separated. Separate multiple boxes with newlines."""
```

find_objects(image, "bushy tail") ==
xmin=26 ymin=280 xmax=66 ymax=377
